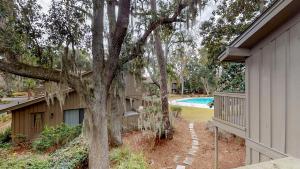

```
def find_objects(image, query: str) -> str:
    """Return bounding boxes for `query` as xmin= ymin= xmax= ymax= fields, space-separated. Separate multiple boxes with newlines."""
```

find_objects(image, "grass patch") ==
xmin=179 ymin=106 xmax=213 ymax=122
xmin=110 ymin=147 xmax=149 ymax=169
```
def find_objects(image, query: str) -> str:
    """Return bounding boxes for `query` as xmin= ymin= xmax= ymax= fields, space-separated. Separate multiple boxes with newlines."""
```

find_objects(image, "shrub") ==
xmin=0 ymin=154 xmax=50 ymax=169
xmin=208 ymin=100 xmax=214 ymax=108
xmin=170 ymin=106 xmax=182 ymax=117
xmin=0 ymin=127 xmax=11 ymax=144
xmin=32 ymin=124 xmax=82 ymax=152
xmin=138 ymin=99 xmax=176 ymax=142
xmin=110 ymin=147 xmax=148 ymax=169
xmin=49 ymin=136 xmax=88 ymax=169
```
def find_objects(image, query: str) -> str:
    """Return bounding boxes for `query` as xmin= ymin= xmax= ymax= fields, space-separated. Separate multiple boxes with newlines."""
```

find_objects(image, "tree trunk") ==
xmin=201 ymin=77 xmax=210 ymax=95
xmin=151 ymin=0 xmax=172 ymax=139
xmin=108 ymin=94 xmax=123 ymax=147
xmin=181 ymin=77 xmax=184 ymax=95
xmin=86 ymin=89 xmax=109 ymax=169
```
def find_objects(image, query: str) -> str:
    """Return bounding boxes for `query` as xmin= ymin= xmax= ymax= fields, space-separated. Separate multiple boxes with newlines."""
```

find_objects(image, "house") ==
xmin=0 ymin=72 xmax=143 ymax=142
xmin=212 ymin=0 xmax=300 ymax=168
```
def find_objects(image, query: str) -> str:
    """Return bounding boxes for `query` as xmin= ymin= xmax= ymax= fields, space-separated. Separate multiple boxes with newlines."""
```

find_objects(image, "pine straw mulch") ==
xmin=123 ymin=118 xmax=245 ymax=169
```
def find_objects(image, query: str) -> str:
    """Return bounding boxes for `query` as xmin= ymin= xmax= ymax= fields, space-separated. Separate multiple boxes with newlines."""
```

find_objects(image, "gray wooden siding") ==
xmin=246 ymin=13 xmax=300 ymax=164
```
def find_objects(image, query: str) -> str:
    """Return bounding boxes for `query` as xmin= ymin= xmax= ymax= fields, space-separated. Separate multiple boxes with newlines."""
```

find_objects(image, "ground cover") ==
xmin=123 ymin=118 xmax=245 ymax=169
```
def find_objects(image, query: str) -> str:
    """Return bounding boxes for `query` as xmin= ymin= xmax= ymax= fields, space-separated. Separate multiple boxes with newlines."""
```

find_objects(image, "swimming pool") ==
xmin=177 ymin=97 xmax=214 ymax=104
xmin=170 ymin=97 xmax=214 ymax=109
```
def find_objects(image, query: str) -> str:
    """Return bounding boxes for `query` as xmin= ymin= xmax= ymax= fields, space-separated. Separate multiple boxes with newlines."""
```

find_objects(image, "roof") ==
xmin=0 ymin=89 xmax=74 ymax=113
xmin=0 ymin=97 xmax=29 ymax=114
xmin=219 ymin=0 xmax=300 ymax=62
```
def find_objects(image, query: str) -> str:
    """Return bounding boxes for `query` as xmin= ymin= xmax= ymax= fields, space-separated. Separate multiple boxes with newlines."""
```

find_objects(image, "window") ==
xmin=63 ymin=109 xmax=84 ymax=127
xmin=32 ymin=112 xmax=44 ymax=134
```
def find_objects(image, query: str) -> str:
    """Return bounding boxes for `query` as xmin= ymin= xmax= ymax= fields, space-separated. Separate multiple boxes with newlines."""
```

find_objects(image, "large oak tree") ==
xmin=0 ymin=0 xmax=206 ymax=168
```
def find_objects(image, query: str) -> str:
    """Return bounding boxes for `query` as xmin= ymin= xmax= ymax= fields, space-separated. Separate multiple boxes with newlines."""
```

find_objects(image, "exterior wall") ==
xmin=11 ymin=91 xmax=85 ymax=142
xmin=245 ymin=12 xmax=300 ymax=164
xmin=11 ymin=73 xmax=143 ymax=142
xmin=124 ymin=73 xmax=142 ymax=99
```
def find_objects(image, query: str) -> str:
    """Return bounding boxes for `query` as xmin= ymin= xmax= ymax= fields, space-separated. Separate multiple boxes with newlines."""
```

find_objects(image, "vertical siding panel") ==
xmin=245 ymin=59 xmax=250 ymax=138
xmin=20 ymin=109 xmax=25 ymax=136
xmin=286 ymin=22 xmax=300 ymax=158
xmin=15 ymin=111 xmax=20 ymax=136
xmin=249 ymin=51 xmax=260 ymax=142
xmin=260 ymin=41 xmax=273 ymax=147
xmin=271 ymin=31 xmax=288 ymax=152
xmin=252 ymin=150 xmax=260 ymax=164
xmin=25 ymin=107 xmax=30 ymax=138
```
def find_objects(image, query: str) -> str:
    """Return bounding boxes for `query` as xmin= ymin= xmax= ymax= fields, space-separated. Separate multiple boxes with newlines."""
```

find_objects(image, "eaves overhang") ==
xmin=218 ymin=0 xmax=300 ymax=62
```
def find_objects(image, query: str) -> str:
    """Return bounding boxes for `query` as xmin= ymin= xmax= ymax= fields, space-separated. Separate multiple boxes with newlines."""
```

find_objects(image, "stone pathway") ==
xmin=176 ymin=123 xmax=199 ymax=169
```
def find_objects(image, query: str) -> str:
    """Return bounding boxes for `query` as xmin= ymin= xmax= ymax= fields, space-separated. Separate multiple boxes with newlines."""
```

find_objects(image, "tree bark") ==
xmin=108 ymin=94 xmax=123 ymax=147
xmin=181 ymin=77 xmax=184 ymax=95
xmin=89 ymin=0 xmax=109 ymax=168
xmin=86 ymin=88 xmax=109 ymax=169
xmin=151 ymin=0 xmax=172 ymax=138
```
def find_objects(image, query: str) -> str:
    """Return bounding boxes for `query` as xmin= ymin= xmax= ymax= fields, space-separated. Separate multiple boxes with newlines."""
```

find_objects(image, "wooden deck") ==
xmin=213 ymin=92 xmax=246 ymax=138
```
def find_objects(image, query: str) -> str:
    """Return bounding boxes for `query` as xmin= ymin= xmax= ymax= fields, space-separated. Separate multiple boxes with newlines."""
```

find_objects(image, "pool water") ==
xmin=177 ymin=97 xmax=214 ymax=105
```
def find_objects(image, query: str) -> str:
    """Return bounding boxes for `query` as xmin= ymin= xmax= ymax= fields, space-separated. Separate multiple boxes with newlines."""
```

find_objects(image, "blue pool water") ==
xmin=177 ymin=97 xmax=214 ymax=105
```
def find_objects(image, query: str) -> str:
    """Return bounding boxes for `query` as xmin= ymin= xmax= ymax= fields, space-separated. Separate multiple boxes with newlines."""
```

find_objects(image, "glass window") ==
xmin=32 ymin=112 xmax=44 ymax=134
xmin=63 ymin=109 xmax=84 ymax=126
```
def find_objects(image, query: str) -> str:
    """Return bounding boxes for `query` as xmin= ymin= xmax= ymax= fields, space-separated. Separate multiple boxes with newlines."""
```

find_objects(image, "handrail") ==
xmin=214 ymin=92 xmax=245 ymax=98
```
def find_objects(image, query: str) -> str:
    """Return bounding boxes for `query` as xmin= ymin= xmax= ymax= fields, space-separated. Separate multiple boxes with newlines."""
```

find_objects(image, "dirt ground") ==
xmin=123 ymin=118 xmax=245 ymax=169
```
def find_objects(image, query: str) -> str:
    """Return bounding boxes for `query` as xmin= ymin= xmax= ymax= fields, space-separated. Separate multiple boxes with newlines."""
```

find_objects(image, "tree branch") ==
xmin=0 ymin=60 xmax=82 ymax=90
xmin=105 ymin=0 xmax=130 ymax=87
xmin=119 ymin=2 xmax=188 ymax=66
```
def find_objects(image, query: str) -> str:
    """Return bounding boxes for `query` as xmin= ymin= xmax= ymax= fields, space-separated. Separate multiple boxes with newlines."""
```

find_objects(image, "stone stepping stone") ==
xmin=173 ymin=155 xmax=180 ymax=163
xmin=192 ymin=145 xmax=199 ymax=150
xmin=188 ymin=149 xmax=197 ymax=156
xmin=183 ymin=156 xmax=194 ymax=166
xmin=176 ymin=165 xmax=186 ymax=169
xmin=192 ymin=136 xmax=198 ymax=140
xmin=192 ymin=140 xmax=199 ymax=146
xmin=189 ymin=123 xmax=194 ymax=129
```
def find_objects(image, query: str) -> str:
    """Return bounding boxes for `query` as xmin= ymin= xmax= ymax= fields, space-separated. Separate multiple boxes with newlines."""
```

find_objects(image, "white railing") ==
xmin=214 ymin=92 xmax=246 ymax=129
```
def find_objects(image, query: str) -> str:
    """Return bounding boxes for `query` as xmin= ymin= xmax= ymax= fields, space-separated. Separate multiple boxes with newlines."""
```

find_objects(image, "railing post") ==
xmin=214 ymin=126 xmax=219 ymax=169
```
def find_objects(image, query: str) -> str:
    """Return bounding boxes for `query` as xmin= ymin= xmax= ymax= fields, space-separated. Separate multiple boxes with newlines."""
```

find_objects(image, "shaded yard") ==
xmin=123 ymin=118 xmax=245 ymax=169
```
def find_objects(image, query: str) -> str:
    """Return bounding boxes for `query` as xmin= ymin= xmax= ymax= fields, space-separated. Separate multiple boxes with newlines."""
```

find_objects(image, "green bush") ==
xmin=32 ymin=124 xmax=82 ymax=152
xmin=0 ymin=127 xmax=11 ymax=144
xmin=50 ymin=136 xmax=88 ymax=169
xmin=110 ymin=147 xmax=149 ymax=169
xmin=0 ymin=154 xmax=50 ymax=169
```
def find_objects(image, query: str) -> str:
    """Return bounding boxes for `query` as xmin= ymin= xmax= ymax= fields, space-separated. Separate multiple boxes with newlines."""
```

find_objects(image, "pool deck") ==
xmin=169 ymin=98 xmax=214 ymax=109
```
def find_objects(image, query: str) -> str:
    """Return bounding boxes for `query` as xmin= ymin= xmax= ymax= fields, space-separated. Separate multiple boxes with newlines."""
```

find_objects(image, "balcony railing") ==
xmin=213 ymin=92 xmax=246 ymax=134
